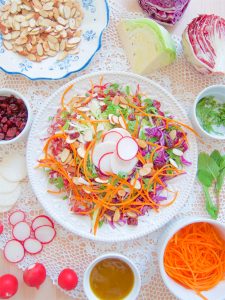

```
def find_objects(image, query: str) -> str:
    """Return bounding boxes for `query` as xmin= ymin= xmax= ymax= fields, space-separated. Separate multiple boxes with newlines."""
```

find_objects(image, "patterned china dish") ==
xmin=0 ymin=0 xmax=109 ymax=80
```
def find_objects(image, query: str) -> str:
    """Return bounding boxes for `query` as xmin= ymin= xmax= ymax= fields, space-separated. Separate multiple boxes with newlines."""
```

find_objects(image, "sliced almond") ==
xmin=77 ymin=145 xmax=85 ymax=158
xmin=83 ymin=130 xmax=93 ymax=142
xmin=37 ymin=43 xmax=43 ymax=56
xmin=15 ymin=37 xmax=28 ymax=45
xmin=68 ymin=37 xmax=81 ymax=44
xmin=57 ymin=16 xmax=67 ymax=26
xmin=127 ymin=211 xmax=137 ymax=218
xmin=3 ymin=40 xmax=13 ymax=50
xmin=108 ymin=114 xmax=115 ymax=125
xmin=172 ymin=149 xmax=183 ymax=156
xmin=169 ymin=130 xmax=177 ymax=140
xmin=113 ymin=209 xmax=120 ymax=222
xmin=3 ymin=33 xmax=12 ymax=40
xmin=95 ymin=178 xmax=109 ymax=184
xmin=27 ymin=53 xmax=36 ymax=61
xmin=118 ymin=116 xmax=126 ymax=129
xmin=112 ymin=95 xmax=120 ymax=105
xmin=48 ymin=34 xmax=58 ymax=44
xmin=43 ymin=2 xmax=53 ymax=10
xmin=137 ymin=139 xmax=147 ymax=149
xmin=69 ymin=18 xmax=76 ymax=30
xmin=59 ymin=148 xmax=70 ymax=163
xmin=139 ymin=164 xmax=152 ymax=177
xmin=118 ymin=189 xmax=126 ymax=197
xmin=10 ymin=2 xmax=18 ymax=14
xmin=39 ymin=9 xmax=49 ymax=18
xmin=112 ymin=115 xmax=119 ymax=124
xmin=11 ymin=31 xmax=20 ymax=39
xmin=59 ymin=39 xmax=66 ymax=51
xmin=130 ymin=178 xmax=141 ymax=190
xmin=57 ymin=51 xmax=68 ymax=61
xmin=169 ymin=158 xmax=179 ymax=169
xmin=64 ymin=6 xmax=71 ymax=19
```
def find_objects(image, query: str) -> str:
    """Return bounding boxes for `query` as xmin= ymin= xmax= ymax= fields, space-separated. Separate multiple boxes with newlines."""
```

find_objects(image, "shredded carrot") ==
xmin=164 ymin=222 xmax=225 ymax=300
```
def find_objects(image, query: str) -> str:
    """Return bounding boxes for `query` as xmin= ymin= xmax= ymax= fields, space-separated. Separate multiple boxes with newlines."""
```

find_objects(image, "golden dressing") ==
xmin=90 ymin=258 xmax=134 ymax=300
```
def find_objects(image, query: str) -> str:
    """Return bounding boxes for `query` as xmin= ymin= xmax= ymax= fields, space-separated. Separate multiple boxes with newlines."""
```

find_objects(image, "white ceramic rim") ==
xmin=27 ymin=71 xmax=198 ymax=242
xmin=83 ymin=252 xmax=141 ymax=300
xmin=193 ymin=84 xmax=225 ymax=140
xmin=0 ymin=88 xmax=32 ymax=145
xmin=158 ymin=216 xmax=225 ymax=300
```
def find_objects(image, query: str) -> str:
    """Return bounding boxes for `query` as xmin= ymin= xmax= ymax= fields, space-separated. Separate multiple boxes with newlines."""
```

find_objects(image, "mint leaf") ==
xmin=216 ymin=168 xmax=225 ymax=195
xmin=198 ymin=152 xmax=219 ymax=179
xmin=63 ymin=120 xmax=70 ymax=130
xmin=197 ymin=170 xmax=213 ymax=187
xmin=117 ymin=172 xmax=128 ymax=178
xmin=210 ymin=150 xmax=223 ymax=167
xmin=202 ymin=186 xmax=218 ymax=219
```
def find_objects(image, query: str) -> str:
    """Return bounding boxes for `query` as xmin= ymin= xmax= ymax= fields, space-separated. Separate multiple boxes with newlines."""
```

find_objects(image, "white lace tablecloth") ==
xmin=0 ymin=1 xmax=225 ymax=299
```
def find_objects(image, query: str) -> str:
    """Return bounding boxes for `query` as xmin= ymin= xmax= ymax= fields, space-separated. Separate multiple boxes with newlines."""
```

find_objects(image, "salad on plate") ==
xmin=37 ymin=78 xmax=195 ymax=234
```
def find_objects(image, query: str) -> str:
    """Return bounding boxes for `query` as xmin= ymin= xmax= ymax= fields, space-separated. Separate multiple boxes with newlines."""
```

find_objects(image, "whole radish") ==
xmin=58 ymin=268 xmax=78 ymax=291
xmin=0 ymin=274 xmax=18 ymax=299
xmin=23 ymin=263 xmax=46 ymax=289
xmin=0 ymin=222 xmax=3 ymax=235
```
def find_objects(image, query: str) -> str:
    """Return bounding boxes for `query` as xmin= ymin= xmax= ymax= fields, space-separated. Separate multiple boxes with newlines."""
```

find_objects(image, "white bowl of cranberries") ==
xmin=0 ymin=89 xmax=32 ymax=144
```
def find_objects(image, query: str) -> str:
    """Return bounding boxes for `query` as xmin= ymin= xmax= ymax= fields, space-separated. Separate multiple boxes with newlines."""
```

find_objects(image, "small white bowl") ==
xmin=0 ymin=88 xmax=32 ymax=145
xmin=83 ymin=253 xmax=141 ymax=300
xmin=191 ymin=85 xmax=225 ymax=140
xmin=158 ymin=216 xmax=225 ymax=300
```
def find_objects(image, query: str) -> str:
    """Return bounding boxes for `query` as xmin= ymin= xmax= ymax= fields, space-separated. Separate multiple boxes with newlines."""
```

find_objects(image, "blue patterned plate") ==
xmin=0 ymin=0 xmax=109 ymax=80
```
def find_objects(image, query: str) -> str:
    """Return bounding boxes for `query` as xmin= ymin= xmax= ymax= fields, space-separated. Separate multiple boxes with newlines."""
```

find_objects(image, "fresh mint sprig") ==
xmin=197 ymin=151 xmax=225 ymax=219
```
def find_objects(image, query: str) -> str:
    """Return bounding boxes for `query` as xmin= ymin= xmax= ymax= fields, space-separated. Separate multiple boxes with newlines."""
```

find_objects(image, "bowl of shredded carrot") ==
xmin=27 ymin=71 xmax=198 ymax=241
xmin=159 ymin=217 xmax=225 ymax=300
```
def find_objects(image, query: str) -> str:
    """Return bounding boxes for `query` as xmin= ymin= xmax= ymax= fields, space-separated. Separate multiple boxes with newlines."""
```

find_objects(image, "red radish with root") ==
xmin=4 ymin=240 xmax=25 ymax=263
xmin=117 ymin=136 xmax=139 ymax=161
xmin=9 ymin=210 xmax=25 ymax=226
xmin=34 ymin=225 xmax=56 ymax=244
xmin=98 ymin=152 xmax=113 ymax=175
xmin=103 ymin=130 xmax=123 ymax=144
xmin=58 ymin=269 xmax=78 ymax=291
xmin=23 ymin=263 xmax=46 ymax=289
xmin=12 ymin=221 xmax=31 ymax=242
xmin=0 ymin=274 xmax=18 ymax=299
xmin=24 ymin=238 xmax=43 ymax=255
xmin=31 ymin=215 xmax=54 ymax=231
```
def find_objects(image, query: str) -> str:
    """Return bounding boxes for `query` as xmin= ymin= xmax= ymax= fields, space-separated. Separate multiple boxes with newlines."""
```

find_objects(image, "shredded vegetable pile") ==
xmin=38 ymin=78 xmax=195 ymax=234
xmin=164 ymin=222 xmax=225 ymax=300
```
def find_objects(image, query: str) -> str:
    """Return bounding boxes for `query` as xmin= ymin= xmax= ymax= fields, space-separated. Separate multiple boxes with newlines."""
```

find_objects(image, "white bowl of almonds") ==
xmin=0 ymin=0 xmax=109 ymax=80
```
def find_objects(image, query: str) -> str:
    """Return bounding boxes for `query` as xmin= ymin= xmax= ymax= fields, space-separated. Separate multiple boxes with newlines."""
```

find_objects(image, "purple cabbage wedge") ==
xmin=139 ymin=0 xmax=190 ymax=26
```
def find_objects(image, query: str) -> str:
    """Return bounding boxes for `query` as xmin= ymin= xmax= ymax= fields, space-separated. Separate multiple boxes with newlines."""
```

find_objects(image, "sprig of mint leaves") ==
xmin=197 ymin=150 xmax=225 ymax=219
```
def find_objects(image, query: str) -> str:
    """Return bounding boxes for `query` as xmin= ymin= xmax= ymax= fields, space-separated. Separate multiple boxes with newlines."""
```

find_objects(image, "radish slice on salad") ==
xmin=109 ymin=128 xmax=131 ymax=137
xmin=4 ymin=239 xmax=25 ymax=263
xmin=0 ymin=153 xmax=27 ymax=182
xmin=24 ymin=238 xmax=43 ymax=255
xmin=103 ymin=130 xmax=123 ymax=144
xmin=12 ymin=221 xmax=31 ymax=242
xmin=92 ymin=142 xmax=116 ymax=167
xmin=117 ymin=137 xmax=139 ymax=161
xmin=98 ymin=152 xmax=113 ymax=175
xmin=31 ymin=215 xmax=54 ymax=231
xmin=0 ymin=176 xmax=18 ymax=194
xmin=0 ymin=185 xmax=21 ymax=208
xmin=111 ymin=152 xmax=138 ymax=175
xmin=34 ymin=225 xmax=56 ymax=244
xmin=9 ymin=210 xmax=26 ymax=226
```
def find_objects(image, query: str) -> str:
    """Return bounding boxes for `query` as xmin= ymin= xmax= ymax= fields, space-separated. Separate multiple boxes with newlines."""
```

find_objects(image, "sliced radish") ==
xmin=98 ymin=152 xmax=113 ymax=175
xmin=34 ymin=225 xmax=56 ymax=244
xmin=0 ymin=184 xmax=21 ymax=208
xmin=117 ymin=137 xmax=139 ymax=161
xmin=0 ymin=153 xmax=27 ymax=182
xmin=31 ymin=215 xmax=54 ymax=231
xmin=103 ymin=130 xmax=123 ymax=144
xmin=9 ymin=210 xmax=26 ymax=226
xmin=24 ymin=238 xmax=43 ymax=255
xmin=92 ymin=142 xmax=116 ymax=167
xmin=108 ymin=128 xmax=131 ymax=137
xmin=0 ymin=176 xmax=18 ymax=194
xmin=12 ymin=221 xmax=31 ymax=242
xmin=111 ymin=152 xmax=138 ymax=175
xmin=4 ymin=239 xmax=25 ymax=263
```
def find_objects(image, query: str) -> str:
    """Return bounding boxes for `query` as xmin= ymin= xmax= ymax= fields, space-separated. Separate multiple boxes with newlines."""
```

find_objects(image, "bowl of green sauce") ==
xmin=83 ymin=253 xmax=141 ymax=300
xmin=192 ymin=85 xmax=225 ymax=140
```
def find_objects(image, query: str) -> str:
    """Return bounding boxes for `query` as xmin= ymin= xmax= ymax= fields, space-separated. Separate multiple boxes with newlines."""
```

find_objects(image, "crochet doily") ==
xmin=0 ymin=1 xmax=225 ymax=299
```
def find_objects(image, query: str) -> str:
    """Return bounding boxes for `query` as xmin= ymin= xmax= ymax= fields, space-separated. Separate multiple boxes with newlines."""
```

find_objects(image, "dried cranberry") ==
xmin=1 ymin=117 xmax=7 ymax=124
xmin=101 ymin=105 xmax=107 ymax=112
xmin=70 ymin=132 xmax=80 ymax=139
xmin=6 ymin=127 xmax=17 ymax=138
xmin=0 ymin=133 xmax=5 ymax=140
xmin=127 ymin=217 xmax=138 ymax=226
xmin=2 ymin=124 xmax=8 ymax=133
xmin=128 ymin=113 xmax=136 ymax=121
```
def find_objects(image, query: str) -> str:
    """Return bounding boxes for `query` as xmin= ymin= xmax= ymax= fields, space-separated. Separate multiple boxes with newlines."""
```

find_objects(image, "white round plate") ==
xmin=27 ymin=72 xmax=198 ymax=242
xmin=0 ymin=0 xmax=109 ymax=80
